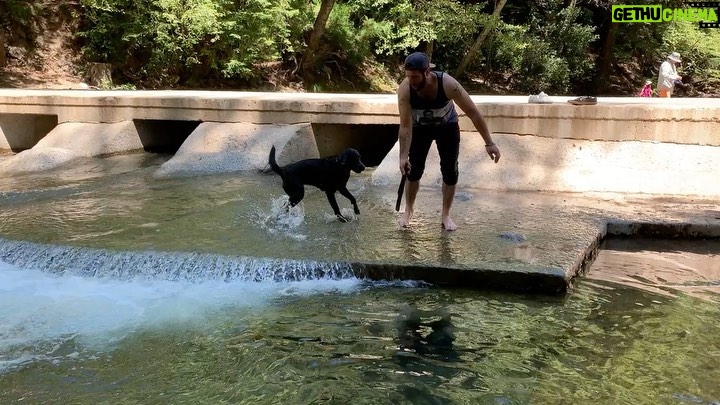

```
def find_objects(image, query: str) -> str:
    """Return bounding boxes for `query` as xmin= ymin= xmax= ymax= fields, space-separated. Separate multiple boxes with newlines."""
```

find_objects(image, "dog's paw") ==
xmin=353 ymin=206 xmax=360 ymax=215
xmin=337 ymin=215 xmax=349 ymax=223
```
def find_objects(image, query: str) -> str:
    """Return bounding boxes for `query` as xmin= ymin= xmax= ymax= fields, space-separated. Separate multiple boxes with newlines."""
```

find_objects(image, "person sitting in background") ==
xmin=638 ymin=80 xmax=652 ymax=97
xmin=657 ymin=52 xmax=682 ymax=98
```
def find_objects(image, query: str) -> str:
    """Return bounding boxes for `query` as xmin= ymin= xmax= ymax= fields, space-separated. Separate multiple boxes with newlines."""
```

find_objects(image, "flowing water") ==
xmin=0 ymin=153 xmax=719 ymax=404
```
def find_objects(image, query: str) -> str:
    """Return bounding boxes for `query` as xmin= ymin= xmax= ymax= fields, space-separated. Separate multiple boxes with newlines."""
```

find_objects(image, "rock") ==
xmin=499 ymin=232 xmax=527 ymax=243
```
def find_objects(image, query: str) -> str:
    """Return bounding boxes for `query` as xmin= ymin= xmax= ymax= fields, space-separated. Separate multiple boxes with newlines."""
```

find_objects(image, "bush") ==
xmin=78 ymin=0 xmax=314 ymax=87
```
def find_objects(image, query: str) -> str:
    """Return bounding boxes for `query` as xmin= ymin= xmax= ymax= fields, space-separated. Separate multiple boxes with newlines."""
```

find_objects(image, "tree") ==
xmin=454 ymin=0 xmax=507 ymax=79
xmin=0 ymin=31 xmax=5 ymax=67
xmin=301 ymin=0 xmax=337 ymax=77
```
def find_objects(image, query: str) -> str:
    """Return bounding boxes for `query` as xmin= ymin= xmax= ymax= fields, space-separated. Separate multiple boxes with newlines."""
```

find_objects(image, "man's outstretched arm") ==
xmin=444 ymin=74 xmax=500 ymax=162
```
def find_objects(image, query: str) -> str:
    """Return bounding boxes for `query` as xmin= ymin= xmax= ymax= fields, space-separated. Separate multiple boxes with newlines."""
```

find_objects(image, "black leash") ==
xmin=395 ymin=174 xmax=406 ymax=212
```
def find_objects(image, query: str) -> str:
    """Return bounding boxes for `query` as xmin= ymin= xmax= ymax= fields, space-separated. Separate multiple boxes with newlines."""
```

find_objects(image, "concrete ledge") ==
xmin=0 ymin=121 xmax=143 ymax=173
xmin=35 ymin=121 xmax=143 ymax=157
xmin=607 ymin=221 xmax=720 ymax=238
xmin=1 ymin=90 xmax=719 ymax=145
xmin=354 ymin=262 xmax=569 ymax=294
xmin=1 ymin=91 xmax=719 ymax=196
xmin=363 ymin=220 xmax=720 ymax=294
xmin=372 ymin=133 xmax=720 ymax=195
xmin=0 ymin=219 xmax=716 ymax=295
xmin=0 ymin=147 xmax=79 ymax=173
xmin=154 ymin=122 xmax=319 ymax=178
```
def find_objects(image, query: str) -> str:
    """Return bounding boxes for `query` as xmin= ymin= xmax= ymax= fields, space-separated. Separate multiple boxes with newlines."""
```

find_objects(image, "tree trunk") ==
xmin=87 ymin=63 xmax=113 ymax=87
xmin=301 ymin=0 xmax=337 ymax=76
xmin=454 ymin=0 xmax=507 ymax=78
xmin=593 ymin=21 xmax=617 ymax=94
xmin=418 ymin=40 xmax=434 ymax=60
xmin=0 ymin=31 xmax=6 ymax=67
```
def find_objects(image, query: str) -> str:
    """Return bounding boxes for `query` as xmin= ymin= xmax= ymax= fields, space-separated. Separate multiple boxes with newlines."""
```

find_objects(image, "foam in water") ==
xmin=0 ymin=259 xmax=363 ymax=374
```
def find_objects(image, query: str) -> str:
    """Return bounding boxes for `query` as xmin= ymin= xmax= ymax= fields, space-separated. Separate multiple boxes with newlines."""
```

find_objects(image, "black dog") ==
xmin=268 ymin=146 xmax=365 ymax=222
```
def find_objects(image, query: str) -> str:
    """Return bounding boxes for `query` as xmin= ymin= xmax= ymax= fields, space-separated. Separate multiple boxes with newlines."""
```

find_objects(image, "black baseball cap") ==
xmin=404 ymin=52 xmax=435 ymax=70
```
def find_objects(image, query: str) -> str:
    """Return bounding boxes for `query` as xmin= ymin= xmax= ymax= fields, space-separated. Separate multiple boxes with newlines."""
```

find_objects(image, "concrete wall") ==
xmin=0 ymin=90 xmax=718 ymax=196
xmin=371 ymin=132 xmax=720 ymax=196
xmin=1 ymin=90 xmax=718 ymax=145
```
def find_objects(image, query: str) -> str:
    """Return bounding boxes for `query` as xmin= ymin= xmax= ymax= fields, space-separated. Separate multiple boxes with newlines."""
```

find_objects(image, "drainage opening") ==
xmin=0 ymin=113 xmax=58 ymax=152
xmin=133 ymin=119 xmax=201 ymax=154
xmin=312 ymin=123 xmax=398 ymax=167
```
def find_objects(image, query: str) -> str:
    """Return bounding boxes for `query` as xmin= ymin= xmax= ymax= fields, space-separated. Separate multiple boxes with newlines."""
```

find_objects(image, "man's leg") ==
xmin=441 ymin=182 xmax=457 ymax=231
xmin=436 ymin=124 xmax=461 ymax=231
xmin=398 ymin=128 xmax=433 ymax=227
xmin=398 ymin=179 xmax=419 ymax=227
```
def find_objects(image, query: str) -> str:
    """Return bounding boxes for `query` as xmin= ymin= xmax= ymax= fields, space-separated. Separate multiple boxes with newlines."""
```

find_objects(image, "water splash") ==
xmin=253 ymin=196 xmax=307 ymax=240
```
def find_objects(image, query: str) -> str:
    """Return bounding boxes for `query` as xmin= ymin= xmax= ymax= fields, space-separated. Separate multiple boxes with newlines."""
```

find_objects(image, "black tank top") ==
xmin=409 ymin=71 xmax=459 ymax=126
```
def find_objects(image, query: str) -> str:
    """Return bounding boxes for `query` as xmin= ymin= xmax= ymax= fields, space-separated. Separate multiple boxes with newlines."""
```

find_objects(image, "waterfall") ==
xmin=0 ymin=238 xmax=357 ymax=282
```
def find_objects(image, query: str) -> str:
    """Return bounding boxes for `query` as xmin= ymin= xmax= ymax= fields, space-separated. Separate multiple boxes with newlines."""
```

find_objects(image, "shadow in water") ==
xmin=391 ymin=305 xmax=493 ymax=403
xmin=395 ymin=305 xmax=459 ymax=362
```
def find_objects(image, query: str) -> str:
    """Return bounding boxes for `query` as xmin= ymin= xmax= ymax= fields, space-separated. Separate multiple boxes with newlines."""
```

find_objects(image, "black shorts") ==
xmin=407 ymin=123 xmax=460 ymax=185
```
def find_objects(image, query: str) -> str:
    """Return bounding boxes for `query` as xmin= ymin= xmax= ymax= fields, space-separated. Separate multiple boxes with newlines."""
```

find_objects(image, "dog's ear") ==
xmin=338 ymin=150 xmax=348 ymax=166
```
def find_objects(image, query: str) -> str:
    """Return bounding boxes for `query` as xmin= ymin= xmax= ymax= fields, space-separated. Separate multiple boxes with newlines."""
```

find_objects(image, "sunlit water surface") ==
xmin=0 ymin=154 xmax=718 ymax=404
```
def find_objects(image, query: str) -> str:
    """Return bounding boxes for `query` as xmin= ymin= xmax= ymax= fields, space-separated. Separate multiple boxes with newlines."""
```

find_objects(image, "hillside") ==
xmin=0 ymin=1 xmax=84 ymax=89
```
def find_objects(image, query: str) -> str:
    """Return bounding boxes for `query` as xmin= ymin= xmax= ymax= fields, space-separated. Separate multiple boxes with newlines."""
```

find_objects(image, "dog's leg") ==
xmin=285 ymin=183 xmax=304 ymax=208
xmin=325 ymin=191 xmax=348 ymax=222
xmin=282 ymin=199 xmax=291 ymax=213
xmin=338 ymin=187 xmax=360 ymax=215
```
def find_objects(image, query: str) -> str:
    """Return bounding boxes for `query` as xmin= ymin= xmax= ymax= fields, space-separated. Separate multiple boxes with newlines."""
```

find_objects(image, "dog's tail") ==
xmin=268 ymin=146 xmax=284 ymax=176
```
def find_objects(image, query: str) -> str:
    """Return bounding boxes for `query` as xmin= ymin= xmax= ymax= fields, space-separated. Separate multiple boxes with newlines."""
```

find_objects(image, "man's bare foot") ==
xmin=398 ymin=209 xmax=413 ymax=228
xmin=441 ymin=216 xmax=457 ymax=231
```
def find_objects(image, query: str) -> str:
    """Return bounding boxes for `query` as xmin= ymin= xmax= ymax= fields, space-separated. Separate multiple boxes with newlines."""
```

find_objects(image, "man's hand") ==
xmin=399 ymin=157 xmax=411 ymax=175
xmin=485 ymin=144 xmax=500 ymax=163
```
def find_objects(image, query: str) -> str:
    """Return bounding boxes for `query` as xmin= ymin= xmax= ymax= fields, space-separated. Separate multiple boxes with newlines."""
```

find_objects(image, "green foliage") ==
xmin=78 ymin=0 xmax=313 ymax=87
xmin=63 ymin=0 xmax=720 ymax=94
xmin=324 ymin=3 xmax=369 ymax=64
xmin=345 ymin=0 xmax=418 ymax=55
xmin=487 ymin=0 xmax=596 ymax=93
xmin=333 ymin=0 xmax=484 ymax=57
xmin=493 ymin=24 xmax=571 ymax=93
xmin=220 ymin=0 xmax=311 ymax=78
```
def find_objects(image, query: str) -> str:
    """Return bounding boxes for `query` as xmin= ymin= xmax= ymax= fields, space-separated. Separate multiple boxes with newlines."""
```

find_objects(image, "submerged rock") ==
xmin=498 ymin=231 xmax=527 ymax=243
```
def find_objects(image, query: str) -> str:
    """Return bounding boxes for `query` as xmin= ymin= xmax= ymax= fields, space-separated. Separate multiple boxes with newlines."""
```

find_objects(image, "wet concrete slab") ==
xmin=353 ymin=188 xmax=720 ymax=294
xmin=0 ymin=156 xmax=717 ymax=295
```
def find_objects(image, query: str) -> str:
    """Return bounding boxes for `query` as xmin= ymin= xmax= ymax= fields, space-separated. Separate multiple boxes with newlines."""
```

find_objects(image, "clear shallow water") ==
xmin=588 ymin=238 xmax=720 ymax=303
xmin=0 ymin=153 xmax=600 ymax=271
xmin=0 ymin=153 xmax=444 ymax=262
xmin=1 ymin=260 xmax=719 ymax=404
xmin=0 ymin=153 xmax=719 ymax=404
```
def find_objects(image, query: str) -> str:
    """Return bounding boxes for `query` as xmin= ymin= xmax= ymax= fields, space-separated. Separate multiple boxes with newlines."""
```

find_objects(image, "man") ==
xmin=397 ymin=52 xmax=500 ymax=231
xmin=657 ymin=52 xmax=682 ymax=98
